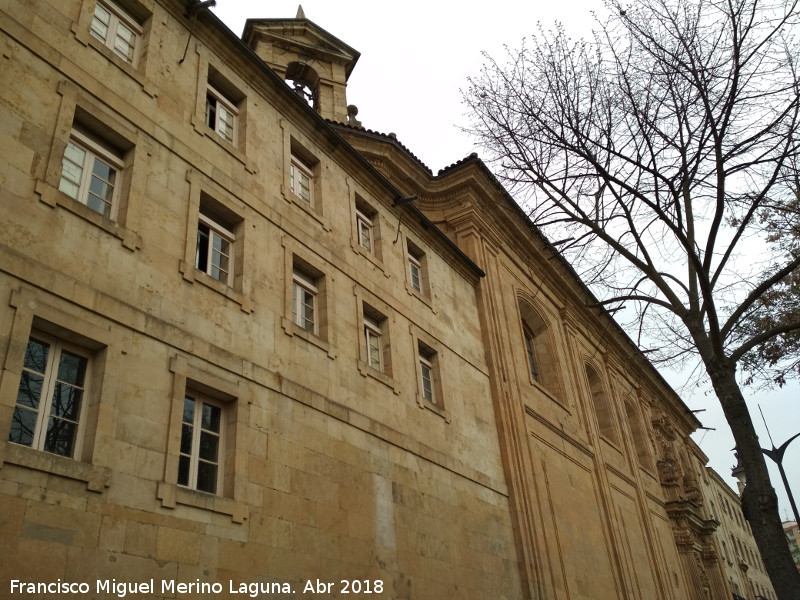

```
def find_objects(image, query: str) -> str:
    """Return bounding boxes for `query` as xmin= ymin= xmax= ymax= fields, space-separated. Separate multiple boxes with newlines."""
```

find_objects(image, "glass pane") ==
xmin=89 ymin=176 xmax=113 ymax=202
xmin=50 ymin=382 xmax=83 ymax=421
xmin=177 ymin=455 xmax=190 ymax=487
xmin=410 ymin=263 xmax=421 ymax=290
xmin=61 ymin=161 xmax=83 ymax=185
xmin=196 ymin=461 xmax=218 ymax=493
xmin=8 ymin=406 xmax=37 ymax=447
xmin=195 ymin=223 xmax=209 ymax=271
xmin=421 ymin=363 xmax=433 ymax=402
xmin=23 ymin=337 xmax=49 ymax=373
xmin=43 ymin=417 xmax=77 ymax=457
xmin=183 ymin=396 xmax=195 ymax=424
xmin=86 ymin=193 xmax=111 ymax=217
xmin=63 ymin=142 xmax=86 ymax=168
xmin=60 ymin=143 xmax=85 ymax=199
xmin=301 ymin=292 xmax=314 ymax=330
xmin=201 ymin=403 xmax=221 ymax=432
xmin=367 ymin=331 xmax=381 ymax=369
xmin=91 ymin=158 xmax=116 ymax=186
xmin=292 ymin=283 xmax=299 ymax=324
xmin=57 ymin=350 xmax=87 ymax=386
xmin=298 ymin=172 xmax=310 ymax=202
xmin=58 ymin=178 xmax=80 ymax=200
xmin=16 ymin=372 xmax=44 ymax=410
xmin=199 ymin=431 xmax=219 ymax=461
xmin=211 ymin=233 xmax=229 ymax=253
xmin=359 ymin=220 xmax=372 ymax=251
xmin=218 ymin=108 xmax=234 ymax=142
xmin=206 ymin=95 xmax=216 ymax=129
xmin=180 ymin=423 xmax=193 ymax=455
xmin=90 ymin=6 xmax=110 ymax=41
xmin=114 ymin=25 xmax=135 ymax=62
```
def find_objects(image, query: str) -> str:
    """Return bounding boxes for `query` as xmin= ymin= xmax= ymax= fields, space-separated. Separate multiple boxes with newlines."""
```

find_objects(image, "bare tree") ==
xmin=464 ymin=0 xmax=800 ymax=596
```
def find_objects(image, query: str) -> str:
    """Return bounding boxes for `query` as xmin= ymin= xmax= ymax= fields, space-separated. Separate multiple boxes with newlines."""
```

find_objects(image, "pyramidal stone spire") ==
xmin=296 ymin=5 xmax=305 ymax=19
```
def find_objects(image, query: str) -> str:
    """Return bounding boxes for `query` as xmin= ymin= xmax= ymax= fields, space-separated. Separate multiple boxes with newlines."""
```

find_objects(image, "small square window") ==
xmin=290 ymin=156 xmax=313 ymax=204
xmin=178 ymin=392 xmax=224 ymax=494
xmin=206 ymin=84 xmax=238 ymax=145
xmin=292 ymin=269 xmax=317 ymax=334
xmin=9 ymin=333 xmax=90 ymax=459
xmin=58 ymin=130 xmax=123 ymax=219
xmin=196 ymin=209 xmax=235 ymax=286
xmin=90 ymin=0 xmax=142 ymax=65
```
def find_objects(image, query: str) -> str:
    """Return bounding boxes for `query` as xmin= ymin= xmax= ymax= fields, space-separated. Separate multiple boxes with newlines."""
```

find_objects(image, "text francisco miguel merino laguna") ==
xmin=10 ymin=578 xmax=313 ymax=597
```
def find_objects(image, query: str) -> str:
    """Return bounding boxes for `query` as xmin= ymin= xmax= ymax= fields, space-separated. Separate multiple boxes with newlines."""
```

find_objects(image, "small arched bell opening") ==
xmin=285 ymin=62 xmax=319 ymax=111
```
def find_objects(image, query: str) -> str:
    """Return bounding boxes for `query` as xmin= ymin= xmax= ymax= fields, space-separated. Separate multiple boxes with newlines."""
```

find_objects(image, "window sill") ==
xmin=191 ymin=118 xmax=256 ymax=174
xmin=82 ymin=33 xmax=156 ymax=97
xmin=357 ymin=360 xmax=400 ymax=394
xmin=0 ymin=442 xmax=111 ymax=492
xmin=405 ymin=281 xmax=434 ymax=310
xmin=527 ymin=378 xmax=570 ymax=413
xmin=280 ymin=317 xmax=335 ymax=358
xmin=281 ymin=186 xmax=331 ymax=232
xmin=157 ymin=481 xmax=247 ymax=523
xmin=416 ymin=395 xmax=449 ymax=422
xmin=350 ymin=241 xmax=389 ymax=278
xmin=179 ymin=261 xmax=252 ymax=313
xmin=35 ymin=180 xmax=142 ymax=251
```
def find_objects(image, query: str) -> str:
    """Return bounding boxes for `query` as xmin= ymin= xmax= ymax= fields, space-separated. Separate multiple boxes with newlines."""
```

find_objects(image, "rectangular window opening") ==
xmin=363 ymin=313 xmax=383 ymax=372
xmin=292 ymin=268 xmax=318 ymax=334
xmin=196 ymin=203 xmax=237 ymax=286
xmin=419 ymin=345 xmax=436 ymax=405
xmin=59 ymin=129 xmax=123 ymax=219
xmin=178 ymin=392 xmax=224 ymax=494
xmin=205 ymin=83 xmax=238 ymax=145
xmin=290 ymin=156 xmax=313 ymax=204
xmin=90 ymin=0 xmax=142 ymax=65
xmin=9 ymin=333 xmax=91 ymax=459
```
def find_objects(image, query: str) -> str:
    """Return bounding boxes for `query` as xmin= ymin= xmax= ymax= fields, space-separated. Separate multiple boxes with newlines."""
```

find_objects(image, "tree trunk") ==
xmin=703 ymin=356 xmax=800 ymax=600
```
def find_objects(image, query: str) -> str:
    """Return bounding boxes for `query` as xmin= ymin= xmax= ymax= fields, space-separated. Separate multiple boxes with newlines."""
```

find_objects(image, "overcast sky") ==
xmin=210 ymin=0 xmax=799 ymax=522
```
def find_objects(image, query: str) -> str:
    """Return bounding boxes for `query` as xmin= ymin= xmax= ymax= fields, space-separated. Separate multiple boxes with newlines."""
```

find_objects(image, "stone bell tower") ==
xmin=242 ymin=6 xmax=360 ymax=123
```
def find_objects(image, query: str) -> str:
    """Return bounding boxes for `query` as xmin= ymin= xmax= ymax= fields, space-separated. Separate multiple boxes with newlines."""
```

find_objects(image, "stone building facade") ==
xmin=0 ymin=1 xmax=746 ymax=599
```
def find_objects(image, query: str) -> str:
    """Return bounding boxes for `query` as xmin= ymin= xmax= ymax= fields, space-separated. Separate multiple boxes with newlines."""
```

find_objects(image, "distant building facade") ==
xmin=699 ymin=469 xmax=777 ymax=600
xmin=785 ymin=521 xmax=800 ymax=573
xmin=0 ymin=1 xmax=757 ymax=599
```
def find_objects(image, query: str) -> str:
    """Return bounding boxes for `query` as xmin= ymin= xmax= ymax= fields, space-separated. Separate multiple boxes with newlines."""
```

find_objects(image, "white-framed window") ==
xmin=196 ymin=212 xmax=235 ymax=286
xmin=178 ymin=392 xmax=224 ymax=495
xmin=364 ymin=314 xmax=383 ymax=372
xmin=90 ymin=0 xmax=142 ymax=65
xmin=523 ymin=323 xmax=539 ymax=382
xmin=409 ymin=253 xmax=422 ymax=292
xmin=356 ymin=208 xmax=374 ymax=253
xmin=9 ymin=333 xmax=89 ymax=458
xmin=205 ymin=84 xmax=238 ymax=145
xmin=290 ymin=156 xmax=313 ymax=204
xmin=419 ymin=347 xmax=435 ymax=405
xmin=58 ymin=129 xmax=123 ymax=219
xmin=407 ymin=240 xmax=428 ymax=294
xmin=292 ymin=269 xmax=317 ymax=334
